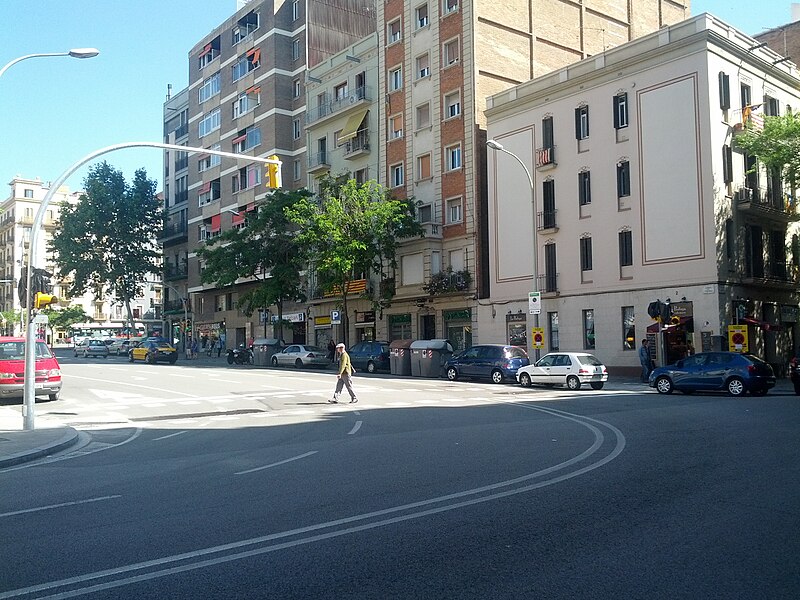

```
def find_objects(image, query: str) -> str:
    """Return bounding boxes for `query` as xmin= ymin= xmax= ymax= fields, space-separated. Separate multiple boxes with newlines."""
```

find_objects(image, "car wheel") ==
xmin=145 ymin=353 xmax=154 ymax=365
xmin=590 ymin=382 xmax=604 ymax=390
xmin=271 ymin=356 xmax=278 ymax=366
xmin=295 ymin=358 xmax=303 ymax=368
xmin=490 ymin=369 xmax=504 ymax=384
xmin=519 ymin=372 xmax=531 ymax=387
xmin=566 ymin=375 xmax=581 ymax=390
xmin=446 ymin=366 xmax=458 ymax=381
xmin=727 ymin=377 xmax=745 ymax=396
xmin=367 ymin=361 xmax=376 ymax=373
xmin=655 ymin=376 xmax=673 ymax=394
xmin=48 ymin=391 xmax=60 ymax=401
xmin=128 ymin=352 xmax=134 ymax=363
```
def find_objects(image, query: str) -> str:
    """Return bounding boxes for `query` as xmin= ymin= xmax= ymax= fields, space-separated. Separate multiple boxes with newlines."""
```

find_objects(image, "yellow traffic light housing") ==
xmin=266 ymin=155 xmax=282 ymax=189
xmin=34 ymin=293 xmax=59 ymax=309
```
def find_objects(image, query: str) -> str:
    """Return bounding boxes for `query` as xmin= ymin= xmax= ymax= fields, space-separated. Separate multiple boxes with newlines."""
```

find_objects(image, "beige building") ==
xmin=486 ymin=13 xmax=800 ymax=374
xmin=375 ymin=0 xmax=690 ymax=351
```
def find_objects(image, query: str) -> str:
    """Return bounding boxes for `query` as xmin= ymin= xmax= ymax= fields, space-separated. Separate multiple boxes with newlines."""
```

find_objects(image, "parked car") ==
xmin=0 ymin=337 xmax=62 ymax=401
xmin=348 ymin=341 xmax=390 ymax=373
xmin=271 ymin=344 xmax=329 ymax=368
xmin=445 ymin=344 xmax=529 ymax=383
xmin=516 ymin=352 xmax=608 ymax=390
xmin=74 ymin=338 xmax=109 ymax=358
xmin=128 ymin=337 xmax=178 ymax=364
xmin=649 ymin=351 xmax=776 ymax=396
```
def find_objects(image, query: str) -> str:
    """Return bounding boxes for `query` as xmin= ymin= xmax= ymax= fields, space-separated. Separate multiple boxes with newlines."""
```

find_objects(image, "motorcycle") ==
xmin=227 ymin=344 xmax=253 ymax=365
xmin=790 ymin=357 xmax=800 ymax=395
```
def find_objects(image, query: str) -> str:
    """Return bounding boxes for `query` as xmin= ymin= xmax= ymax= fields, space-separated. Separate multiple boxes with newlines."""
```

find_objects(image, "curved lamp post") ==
xmin=0 ymin=48 xmax=100 ymax=79
xmin=21 ymin=142 xmax=280 ymax=429
xmin=487 ymin=139 xmax=540 ymax=360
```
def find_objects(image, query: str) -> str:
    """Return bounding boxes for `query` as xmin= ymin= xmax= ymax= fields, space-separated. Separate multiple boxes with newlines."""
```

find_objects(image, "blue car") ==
xmin=649 ymin=351 xmax=775 ymax=396
xmin=445 ymin=344 xmax=529 ymax=384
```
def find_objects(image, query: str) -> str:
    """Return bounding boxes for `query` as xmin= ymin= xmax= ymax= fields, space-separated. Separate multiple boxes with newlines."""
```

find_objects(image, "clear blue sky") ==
xmin=0 ymin=0 xmax=794 ymax=194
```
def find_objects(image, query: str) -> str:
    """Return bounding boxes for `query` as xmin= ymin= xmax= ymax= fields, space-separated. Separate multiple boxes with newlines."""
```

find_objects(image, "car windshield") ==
xmin=505 ymin=347 xmax=528 ymax=359
xmin=89 ymin=340 xmax=106 ymax=346
xmin=576 ymin=354 xmax=603 ymax=366
xmin=0 ymin=341 xmax=53 ymax=360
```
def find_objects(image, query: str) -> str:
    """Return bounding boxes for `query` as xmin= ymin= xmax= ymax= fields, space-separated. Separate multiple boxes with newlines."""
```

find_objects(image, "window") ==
xmin=443 ymin=38 xmax=459 ymax=66
xmin=447 ymin=197 xmax=463 ymax=224
xmin=390 ymin=114 xmax=404 ymax=139
xmin=582 ymin=309 xmax=595 ymax=350
xmin=764 ymin=94 xmax=780 ymax=116
xmin=542 ymin=116 xmax=554 ymax=148
xmin=293 ymin=119 xmax=301 ymax=140
xmin=722 ymin=145 xmax=733 ymax=184
xmin=232 ymin=11 xmax=259 ymax=44
xmin=401 ymin=253 xmax=424 ymax=285
xmin=613 ymin=93 xmax=628 ymax=128
xmin=580 ymin=237 xmax=593 ymax=271
xmin=389 ymin=67 xmax=403 ymax=91
xmin=416 ymin=103 xmax=431 ymax=129
xmin=578 ymin=171 xmax=591 ymax=206
xmin=416 ymin=53 xmax=430 ymax=79
xmin=293 ymin=159 xmax=301 ymax=181
xmin=232 ymin=48 xmax=261 ymax=81
xmin=542 ymin=179 xmax=556 ymax=228
xmin=198 ymin=38 xmax=220 ymax=68
xmin=617 ymin=161 xmax=630 ymax=197
xmin=198 ymin=144 xmax=221 ymax=172
xmin=354 ymin=167 xmax=368 ymax=184
xmin=292 ymin=0 xmax=300 ymax=20
xmin=199 ymin=73 xmax=220 ymax=103
xmin=198 ymin=108 xmax=221 ymax=137
xmin=23 ymin=189 xmax=33 ymax=198
xmin=446 ymin=144 xmax=462 ymax=170
xmin=233 ymin=126 xmax=261 ymax=153
xmin=293 ymin=79 xmax=301 ymax=98
xmin=741 ymin=83 xmax=751 ymax=109
xmin=418 ymin=203 xmax=432 ymax=223
xmin=334 ymin=82 xmax=348 ymax=100
xmin=445 ymin=0 xmax=458 ymax=14
xmin=388 ymin=19 xmax=402 ymax=44
xmin=622 ymin=307 xmax=635 ymax=350
xmin=233 ymin=87 xmax=260 ymax=118
xmin=575 ymin=105 xmax=589 ymax=139
xmin=718 ymin=72 xmax=730 ymax=110
xmin=416 ymin=4 xmax=429 ymax=28
xmin=619 ymin=230 xmax=633 ymax=266
xmin=292 ymin=39 xmax=301 ymax=60
xmin=390 ymin=163 xmax=404 ymax=187
xmin=445 ymin=91 xmax=460 ymax=118
xmin=548 ymin=312 xmax=559 ymax=351
xmin=198 ymin=180 xmax=221 ymax=206
xmin=417 ymin=154 xmax=431 ymax=180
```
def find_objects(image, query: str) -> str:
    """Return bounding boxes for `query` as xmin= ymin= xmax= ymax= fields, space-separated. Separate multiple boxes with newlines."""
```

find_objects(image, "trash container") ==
xmin=389 ymin=339 xmax=414 ymax=376
xmin=252 ymin=338 xmax=284 ymax=366
xmin=410 ymin=339 xmax=455 ymax=377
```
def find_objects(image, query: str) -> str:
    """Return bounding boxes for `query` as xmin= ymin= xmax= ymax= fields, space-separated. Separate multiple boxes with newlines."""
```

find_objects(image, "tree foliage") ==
xmin=195 ymin=188 xmax=310 ymax=340
xmin=42 ymin=304 xmax=93 ymax=331
xmin=49 ymin=162 xmax=162 ymax=328
xmin=285 ymin=174 xmax=423 ymax=345
xmin=735 ymin=112 xmax=800 ymax=193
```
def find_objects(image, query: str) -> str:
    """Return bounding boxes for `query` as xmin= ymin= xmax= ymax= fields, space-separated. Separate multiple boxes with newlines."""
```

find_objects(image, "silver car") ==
xmin=74 ymin=338 xmax=109 ymax=358
xmin=271 ymin=344 xmax=329 ymax=368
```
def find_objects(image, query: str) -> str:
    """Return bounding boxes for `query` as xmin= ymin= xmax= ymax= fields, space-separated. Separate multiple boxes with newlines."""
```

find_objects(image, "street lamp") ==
xmin=0 ymin=48 xmax=100 ymax=79
xmin=487 ymin=139 xmax=540 ymax=360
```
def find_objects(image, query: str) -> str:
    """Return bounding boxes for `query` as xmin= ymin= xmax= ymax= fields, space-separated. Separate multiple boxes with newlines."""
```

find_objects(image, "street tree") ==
xmin=42 ymin=304 xmax=93 ymax=342
xmin=196 ymin=188 xmax=310 ymax=341
xmin=285 ymin=175 xmax=423 ymax=346
xmin=735 ymin=112 xmax=800 ymax=198
xmin=49 ymin=162 xmax=162 ymax=331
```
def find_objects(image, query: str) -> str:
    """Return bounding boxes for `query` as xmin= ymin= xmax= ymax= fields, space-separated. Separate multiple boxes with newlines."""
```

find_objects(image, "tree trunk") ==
xmin=276 ymin=299 xmax=284 ymax=343
xmin=124 ymin=298 xmax=135 ymax=337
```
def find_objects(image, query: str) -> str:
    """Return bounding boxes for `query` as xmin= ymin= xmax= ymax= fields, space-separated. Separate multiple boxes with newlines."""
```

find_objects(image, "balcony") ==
xmin=305 ymin=86 xmax=372 ymax=125
xmin=174 ymin=123 xmax=189 ymax=139
xmin=537 ymin=273 xmax=559 ymax=296
xmin=537 ymin=210 xmax=558 ymax=232
xmin=742 ymin=261 xmax=797 ymax=288
xmin=423 ymin=268 xmax=472 ymax=296
xmin=174 ymin=190 xmax=188 ymax=206
xmin=307 ymin=151 xmax=331 ymax=174
xmin=165 ymin=263 xmax=188 ymax=281
xmin=343 ymin=131 xmax=370 ymax=159
xmin=422 ymin=222 xmax=443 ymax=239
xmin=158 ymin=220 xmax=188 ymax=245
xmin=163 ymin=299 xmax=188 ymax=314
xmin=535 ymin=145 xmax=556 ymax=169
xmin=735 ymin=187 xmax=799 ymax=224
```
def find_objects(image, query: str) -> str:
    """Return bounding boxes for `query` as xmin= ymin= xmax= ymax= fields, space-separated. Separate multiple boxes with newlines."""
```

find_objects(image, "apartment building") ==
xmin=485 ymin=13 xmax=800 ymax=374
xmin=182 ymin=0 xmax=375 ymax=348
xmin=1 ymin=177 xmax=162 ymax=342
xmin=376 ymin=0 xmax=689 ymax=352
xmin=304 ymin=33 xmax=381 ymax=346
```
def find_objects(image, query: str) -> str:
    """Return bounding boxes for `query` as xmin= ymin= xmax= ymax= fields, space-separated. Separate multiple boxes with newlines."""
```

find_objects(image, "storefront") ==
xmin=195 ymin=320 xmax=226 ymax=350
xmin=354 ymin=310 xmax=376 ymax=342
xmin=389 ymin=313 xmax=412 ymax=341
xmin=444 ymin=308 xmax=472 ymax=352
xmin=506 ymin=312 xmax=526 ymax=347
xmin=314 ymin=315 xmax=333 ymax=348
xmin=272 ymin=312 xmax=306 ymax=344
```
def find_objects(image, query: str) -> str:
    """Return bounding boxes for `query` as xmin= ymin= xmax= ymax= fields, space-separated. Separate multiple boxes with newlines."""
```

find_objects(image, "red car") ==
xmin=0 ymin=337 xmax=62 ymax=401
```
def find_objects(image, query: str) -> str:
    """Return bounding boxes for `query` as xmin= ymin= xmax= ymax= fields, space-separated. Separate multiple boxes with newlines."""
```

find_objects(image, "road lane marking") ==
xmin=234 ymin=451 xmax=318 ymax=475
xmin=67 ymin=375 xmax=198 ymax=397
xmin=348 ymin=420 xmax=363 ymax=435
xmin=0 ymin=495 xmax=121 ymax=518
xmin=152 ymin=431 xmax=188 ymax=441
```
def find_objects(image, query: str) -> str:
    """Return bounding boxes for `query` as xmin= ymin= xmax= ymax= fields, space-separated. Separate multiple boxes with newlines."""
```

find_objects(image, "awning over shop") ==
xmin=338 ymin=109 xmax=368 ymax=142
xmin=739 ymin=316 xmax=783 ymax=331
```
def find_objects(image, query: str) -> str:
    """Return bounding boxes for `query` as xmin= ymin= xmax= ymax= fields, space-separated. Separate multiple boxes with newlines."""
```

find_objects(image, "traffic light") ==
xmin=265 ymin=155 xmax=282 ymax=189
xmin=34 ymin=293 xmax=58 ymax=309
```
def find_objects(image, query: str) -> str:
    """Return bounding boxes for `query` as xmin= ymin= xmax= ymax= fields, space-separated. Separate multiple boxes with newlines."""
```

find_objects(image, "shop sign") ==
xmin=444 ymin=309 xmax=471 ymax=321
xmin=355 ymin=310 xmax=375 ymax=324
xmin=780 ymin=305 xmax=798 ymax=323
xmin=389 ymin=313 xmax=411 ymax=325
xmin=272 ymin=312 xmax=306 ymax=323
xmin=670 ymin=301 xmax=693 ymax=317
xmin=506 ymin=313 xmax=526 ymax=323
xmin=315 ymin=316 xmax=331 ymax=326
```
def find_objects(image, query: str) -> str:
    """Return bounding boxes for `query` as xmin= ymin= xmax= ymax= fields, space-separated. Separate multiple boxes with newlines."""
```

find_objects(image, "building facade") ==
xmin=485 ymin=14 xmax=800 ymax=375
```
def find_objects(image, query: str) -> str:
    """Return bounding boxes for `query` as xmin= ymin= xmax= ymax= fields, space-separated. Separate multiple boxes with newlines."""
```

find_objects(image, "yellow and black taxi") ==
xmin=128 ymin=337 xmax=178 ymax=365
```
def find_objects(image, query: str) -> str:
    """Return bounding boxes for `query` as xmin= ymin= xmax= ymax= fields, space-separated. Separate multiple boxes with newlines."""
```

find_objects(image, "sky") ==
xmin=0 ymin=0 xmax=796 ymax=195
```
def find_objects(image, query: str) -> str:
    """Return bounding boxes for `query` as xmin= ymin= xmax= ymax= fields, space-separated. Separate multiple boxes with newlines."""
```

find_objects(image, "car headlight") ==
xmin=0 ymin=372 xmax=14 ymax=379
xmin=48 ymin=369 xmax=61 ymax=377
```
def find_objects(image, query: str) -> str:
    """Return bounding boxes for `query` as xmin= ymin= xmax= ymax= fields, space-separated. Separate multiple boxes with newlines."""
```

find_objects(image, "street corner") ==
xmin=0 ymin=426 xmax=80 ymax=468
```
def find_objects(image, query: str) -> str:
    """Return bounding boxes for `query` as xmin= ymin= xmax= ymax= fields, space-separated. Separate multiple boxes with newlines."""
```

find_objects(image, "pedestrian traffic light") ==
xmin=265 ymin=155 xmax=282 ymax=189
xmin=34 ymin=293 xmax=58 ymax=309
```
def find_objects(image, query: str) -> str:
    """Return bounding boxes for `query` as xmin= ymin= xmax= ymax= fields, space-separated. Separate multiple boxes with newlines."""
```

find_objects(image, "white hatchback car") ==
xmin=516 ymin=352 xmax=608 ymax=390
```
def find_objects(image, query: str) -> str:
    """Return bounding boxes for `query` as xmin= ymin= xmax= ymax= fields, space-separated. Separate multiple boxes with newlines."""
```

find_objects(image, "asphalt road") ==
xmin=1 ymin=354 xmax=798 ymax=599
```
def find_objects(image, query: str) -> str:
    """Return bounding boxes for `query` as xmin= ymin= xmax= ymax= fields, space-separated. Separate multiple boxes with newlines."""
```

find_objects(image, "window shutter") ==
xmin=575 ymin=108 xmax=581 ymax=139
xmin=718 ymin=72 xmax=730 ymax=110
xmin=722 ymin=145 xmax=733 ymax=184
xmin=613 ymin=96 xmax=620 ymax=129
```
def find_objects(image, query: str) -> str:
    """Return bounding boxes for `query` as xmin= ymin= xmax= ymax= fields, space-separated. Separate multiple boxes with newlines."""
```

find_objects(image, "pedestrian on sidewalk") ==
xmin=218 ymin=332 xmax=225 ymax=358
xmin=185 ymin=337 xmax=194 ymax=360
xmin=326 ymin=338 xmax=336 ymax=362
xmin=639 ymin=338 xmax=652 ymax=383
xmin=330 ymin=342 xmax=358 ymax=404
xmin=191 ymin=337 xmax=199 ymax=360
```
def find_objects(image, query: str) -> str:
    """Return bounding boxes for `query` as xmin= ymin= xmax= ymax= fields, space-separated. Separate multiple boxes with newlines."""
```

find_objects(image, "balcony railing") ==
xmin=163 ymin=299 xmax=188 ymax=314
xmin=537 ymin=210 xmax=558 ymax=231
xmin=343 ymin=131 xmax=370 ymax=158
xmin=174 ymin=190 xmax=188 ymax=206
xmin=305 ymin=86 xmax=372 ymax=124
xmin=423 ymin=269 xmax=472 ymax=296
xmin=165 ymin=263 xmax=188 ymax=280
xmin=174 ymin=123 xmax=189 ymax=139
xmin=159 ymin=220 xmax=188 ymax=243
xmin=422 ymin=222 xmax=443 ymax=239
xmin=735 ymin=187 xmax=799 ymax=222
xmin=535 ymin=145 xmax=556 ymax=168
xmin=537 ymin=272 xmax=559 ymax=295
xmin=308 ymin=151 xmax=331 ymax=172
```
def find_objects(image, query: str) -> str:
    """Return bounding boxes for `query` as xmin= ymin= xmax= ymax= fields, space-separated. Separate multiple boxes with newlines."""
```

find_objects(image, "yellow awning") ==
xmin=338 ymin=109 xmax=368 ymax=142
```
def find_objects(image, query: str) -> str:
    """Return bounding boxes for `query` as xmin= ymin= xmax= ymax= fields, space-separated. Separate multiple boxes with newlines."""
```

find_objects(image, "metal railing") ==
xmin=305 ymin=86 xmax=371 ymax=124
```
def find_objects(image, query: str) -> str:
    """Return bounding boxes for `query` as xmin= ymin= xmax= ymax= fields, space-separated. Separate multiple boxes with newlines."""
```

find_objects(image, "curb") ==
xmin=0 ymin=427 xmax=80 ymax=468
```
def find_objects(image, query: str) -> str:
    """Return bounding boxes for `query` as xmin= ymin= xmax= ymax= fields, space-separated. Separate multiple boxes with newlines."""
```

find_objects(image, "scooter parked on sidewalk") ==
xmin=227 ymin=344 xmax=253 ymax=365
